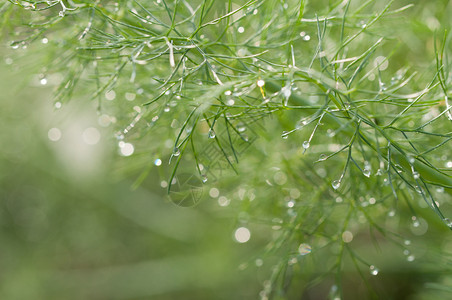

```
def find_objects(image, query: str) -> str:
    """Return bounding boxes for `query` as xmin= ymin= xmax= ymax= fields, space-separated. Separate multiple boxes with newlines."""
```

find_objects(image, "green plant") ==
xmin=2 ymin=0 xmax=452 ymax=299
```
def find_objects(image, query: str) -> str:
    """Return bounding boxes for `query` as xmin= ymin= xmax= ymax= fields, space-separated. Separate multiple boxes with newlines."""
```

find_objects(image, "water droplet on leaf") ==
xmin=369 ymin=265 xmax=379 ymax=276
xmin=208 ymin=129 xmax=216 ymax=139
xmin=298 ymin=243 xmax=312 ymax=255
xmin=332 ymin=180 xmax=341 ymax=190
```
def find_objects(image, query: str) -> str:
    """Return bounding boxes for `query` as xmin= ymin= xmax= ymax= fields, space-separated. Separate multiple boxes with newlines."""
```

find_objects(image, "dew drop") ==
xmin=404 ymin=240 xmax=411 ymax=246
xmin=40 ymin=77 xmax=48 ymax=85
xmin=255 ymin=258 xmax=263 ymax=267
xmin=125 ymin=92 xmax=136 ymax=101
xmin=237 ymin=26 xmax=245 ymax=33
xmin=172 ymin=147 xmax=180 ymax=156
xmin=274 ymin=172 xmax=287 ymax=185
xmin=394 ymin=164 xmax=403 ymax=173
xmin=119 ymin=142 xmax=134 ymax=156
xmin=302 ymin=141 xmax=310 ymax=149
xmin=369 ymin=265 xmax=379 ymax=276
xmin=342 ymin=231 xmax=353 ymax=243
xmin=407 ymin=255 xmax=415 ymax=262
xmin=444 ymin=218 xmax=452 ymax=228
xmin=48 ymin=127 xmax=62 ymax=142
xmin=209 ymin=187 xmax=220 ymax=198
xmin=257 ymin=79 xmax=265 ymax=87
xmin=218 ymin=196 xmax=230 ymax=207
xmin=319 ymin=154 xmax=327 ymax=161
xmin=115 ymin=132 xmax=124 ymax=140
xmin=287 ymin=200 xmax=295 ymax=208
xmin=332 ymin=180 xmax=341 ymax=190
xmin=298 ymin=243 xmax=312 ymax=255
xmin=208 ymin=129 xmax=216 ymax=139
xmin=154 ymin=158 xmax=162 ymax=166
xmin=414 ymin=186 xmax=422 ymax=194
xmin=282 ymin=131 xmax=289 ymax=139
xmin=59 ymin=11 xmax=65 ymax=17
xmin=413 ymin=171 xmax=420 ymax=179
xmin=363 ymin=168 xmax=371 ymax=178
xmin=105 ymin=90 xmax=116 ymax=101
xmin=281 ymin=85 xmax=291 ymax=99
xmin=234 ymin=227 xmax=251 ymax=243
xmin=201 ymin=175 xmax=208 ymax=183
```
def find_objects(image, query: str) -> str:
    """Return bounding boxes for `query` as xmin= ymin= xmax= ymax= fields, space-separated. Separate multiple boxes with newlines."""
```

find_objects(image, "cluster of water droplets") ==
xmin=299 ymin=31 xmax=311 ymax=41
xmin=369 ymin=265 xmax=379 ymax=276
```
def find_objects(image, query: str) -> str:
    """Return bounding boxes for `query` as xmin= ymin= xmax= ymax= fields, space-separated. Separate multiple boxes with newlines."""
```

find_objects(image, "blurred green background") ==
xmin=0 ymin=46 xmax=264 ymax=299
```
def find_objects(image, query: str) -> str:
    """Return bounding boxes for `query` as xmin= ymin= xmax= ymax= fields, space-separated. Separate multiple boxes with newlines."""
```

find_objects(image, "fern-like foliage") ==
xmin=3 ymin=0 xmax=452 ymax=298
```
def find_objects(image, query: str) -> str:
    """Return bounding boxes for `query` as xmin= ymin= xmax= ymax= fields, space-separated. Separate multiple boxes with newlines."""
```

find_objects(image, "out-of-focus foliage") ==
xmin=0 ymin=48 xmax=266 ymax=299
